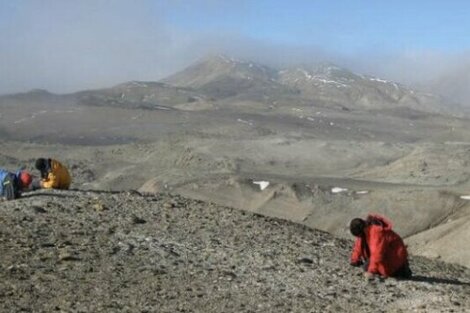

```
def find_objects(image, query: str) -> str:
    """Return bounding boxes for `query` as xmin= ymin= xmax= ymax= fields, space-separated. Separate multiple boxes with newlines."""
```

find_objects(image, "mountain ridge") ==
xmin=162 ymin=54 xmax=462 ymax=114
xmin=1 ymin=54 xmax=465 ymax=116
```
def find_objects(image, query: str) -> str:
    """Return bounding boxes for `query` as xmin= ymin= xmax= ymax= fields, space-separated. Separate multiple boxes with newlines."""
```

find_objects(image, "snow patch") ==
xmin=356 ymin=191 xmax=369 ymax=195
xmin=130 ymin=81 xmax=148 ymax=88
xmin=52 ymin=110 xmax=75 ymax=113
xmin=460 ymin=195 xmax=470 ymax=200
xmin=299 ymin=69 xmax=313 ymax=80
xmin=13 ymin=118 xmax=29 ymax=124
xmin=444 ymin=142 xmax=470 ymax=146
xmin=253 ymin=181 xmax=270 ymax=191
xmin=237 ymin=118 xmax=253 ymax=126
xmin=331 ymin=187 xmax=348 ymax=193
xmin=316 ymin=78 xmax=349 ymax=88
xmin=369 ymin=77 xmax=389 ymax=83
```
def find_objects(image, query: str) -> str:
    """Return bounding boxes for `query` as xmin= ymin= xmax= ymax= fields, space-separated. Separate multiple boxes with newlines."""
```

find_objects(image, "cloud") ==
xmin=343 ymin=50 xmax=470 ymax=105
xmin=1 ymin=1 xmax=469 ymax=106
xmin=0 ymin=1 xmax=196 ymax=94
xmin=0 ymin=0 xmax=327 ymax=95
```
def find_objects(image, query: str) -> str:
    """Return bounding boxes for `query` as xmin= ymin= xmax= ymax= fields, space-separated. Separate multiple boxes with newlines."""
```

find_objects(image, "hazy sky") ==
xmin=1 ymin=0 xmax=470 ymax=98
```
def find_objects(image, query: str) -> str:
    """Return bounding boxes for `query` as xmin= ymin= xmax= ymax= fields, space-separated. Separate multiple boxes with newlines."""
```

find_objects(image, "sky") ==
xmin=1 ymin=0 xmax=470 ymax=102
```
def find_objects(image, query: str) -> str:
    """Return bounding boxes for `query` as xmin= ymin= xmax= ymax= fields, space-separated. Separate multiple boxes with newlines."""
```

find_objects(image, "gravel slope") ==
xmin=1 ymin=190 xmax=469 ymax=313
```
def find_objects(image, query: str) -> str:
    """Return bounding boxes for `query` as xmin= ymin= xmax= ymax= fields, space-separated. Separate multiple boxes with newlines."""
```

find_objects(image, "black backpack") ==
xmin=2 ymin=173 xmax=21 ymax=200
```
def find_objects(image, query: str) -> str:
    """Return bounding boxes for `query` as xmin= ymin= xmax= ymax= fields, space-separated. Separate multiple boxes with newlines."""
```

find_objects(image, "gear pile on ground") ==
xmin=1 ymin=189 xmax=469 ymax=312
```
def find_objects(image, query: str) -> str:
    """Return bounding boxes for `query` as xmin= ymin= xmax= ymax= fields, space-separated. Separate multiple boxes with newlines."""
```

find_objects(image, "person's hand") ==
xmin=31 ymin=179 xmax=42 ymax=190
xmin=364 ymin=272 xmax=375 ymax=280
xmin=350 ymin=260 xmax=363 ymax=267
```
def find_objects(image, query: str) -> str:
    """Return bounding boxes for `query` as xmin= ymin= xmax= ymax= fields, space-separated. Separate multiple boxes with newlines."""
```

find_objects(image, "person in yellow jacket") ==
xmin=34 ymin=158 xmax=71 ymax=190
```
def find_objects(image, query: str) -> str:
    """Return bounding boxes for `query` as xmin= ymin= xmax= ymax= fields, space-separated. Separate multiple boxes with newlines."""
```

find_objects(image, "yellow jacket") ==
xmin=41 ymin=159 xmax=71 ymax=189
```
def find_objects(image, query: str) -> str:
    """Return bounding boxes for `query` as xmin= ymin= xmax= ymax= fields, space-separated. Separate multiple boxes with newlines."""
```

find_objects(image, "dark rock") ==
xmin=297 ymin=257 xmax=314 ymax=264
xmin=131 ymin=215 xmax=146 ymax=224
xmin=32 ymin=206 xmax=47 ymax=213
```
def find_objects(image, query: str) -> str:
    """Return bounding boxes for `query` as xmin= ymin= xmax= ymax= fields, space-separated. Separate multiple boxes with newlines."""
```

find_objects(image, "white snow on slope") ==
xmin=369 ymin=77 xmax=389 ymax=83
xmin=331 ymin=187 xmax=348 ymax=193
xmin=253 ymin=181 xmax=270 ymax=191
xmin=237 ymin=118 xmax=253 ymax=126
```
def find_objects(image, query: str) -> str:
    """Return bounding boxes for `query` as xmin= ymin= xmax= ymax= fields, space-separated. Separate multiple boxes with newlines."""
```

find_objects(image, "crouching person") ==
xmin=34 ymin=158 xmax=71 ymax=190
xmin=0 ymin=169 xmax=32 ymax=200
xmin=349 ymin=214 xmax=412 ymax=279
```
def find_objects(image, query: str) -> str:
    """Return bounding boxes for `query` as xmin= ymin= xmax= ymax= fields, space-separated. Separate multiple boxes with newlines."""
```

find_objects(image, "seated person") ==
xmin=34 ymin=158 xmax=71 ymax=190
xmin=0 ymin=169 xmax=32 ymax=200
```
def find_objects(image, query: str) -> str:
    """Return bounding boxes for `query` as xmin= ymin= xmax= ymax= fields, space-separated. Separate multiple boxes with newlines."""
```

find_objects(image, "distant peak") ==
xmin=197 ymin=54 xmax=240 ymax=64
xmin=190 ymin=54 xmax=275 ymax=76
xmin=115 ymin=81 xmax=166 ymax=89
xmin=279 ymin=63 xmax=358 ymax=84
xmin=198 ymin=54 xmax=269 ymax=69
xmin=27 ymin=88 xmax=52 ymax=95
xmin=214 ymin=54 xmax=240 ymax=63
xmin=311 ymin=62 xmax=353 ymax=76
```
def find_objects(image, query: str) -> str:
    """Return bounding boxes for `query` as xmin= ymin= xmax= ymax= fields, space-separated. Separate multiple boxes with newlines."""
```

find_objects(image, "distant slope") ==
xmin=0 ymin=189 xmax=469 ymax=312
xmin=0 ymin=89 xmax=74 ymax=106
xmin=74 ymin=81 xmax=212 ymax=111
xmin=407 ymin=205 xmax=470 ymax=267
xmin=278 ymin=64 xmax=449 ymax=113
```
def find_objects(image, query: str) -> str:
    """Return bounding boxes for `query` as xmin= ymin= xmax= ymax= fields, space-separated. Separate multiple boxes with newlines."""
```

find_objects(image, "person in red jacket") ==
xmin=349 ymin=214 xmax=412 ymax=279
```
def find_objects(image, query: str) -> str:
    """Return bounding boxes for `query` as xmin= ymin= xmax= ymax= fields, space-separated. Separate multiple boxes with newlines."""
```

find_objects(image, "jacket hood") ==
xmin=366 ymin=213 xmax=393 ymax=230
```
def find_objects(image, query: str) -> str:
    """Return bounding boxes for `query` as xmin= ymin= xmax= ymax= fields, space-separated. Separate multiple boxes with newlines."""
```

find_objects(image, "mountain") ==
xmin=163 ymin=55 xmax=277 ymax=88
xmin=161 ymin=55 xmax=462 ymax=115
xmin=278 ymin=64 xmax=439 ymax=111
xmin=162 ymin=55 xmax=296 ymax=100
xmin=0 ymin=89 xmax=73 ymax=106
xmin=1 ymin=189 xmax=469 ymax=312
xmin=0 ymin=54 xmax=463 ymax=116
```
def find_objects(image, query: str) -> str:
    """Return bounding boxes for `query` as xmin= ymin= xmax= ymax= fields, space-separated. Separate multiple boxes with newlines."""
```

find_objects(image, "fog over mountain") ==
xmin=1 ymin=1 xmax=470 ymax=107
xmin=426 ymin=60 xmax=470 ymax=106
xmin=3 ymin=32 xmax=470 ymax=107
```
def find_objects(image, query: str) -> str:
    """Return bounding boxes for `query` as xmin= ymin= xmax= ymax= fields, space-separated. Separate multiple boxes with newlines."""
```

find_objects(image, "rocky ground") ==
xmin=1 ymin=189 xmax=469 ymax=313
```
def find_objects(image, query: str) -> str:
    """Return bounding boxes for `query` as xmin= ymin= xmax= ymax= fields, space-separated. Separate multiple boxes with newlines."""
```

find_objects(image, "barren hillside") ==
xmin=1 ymin=190 xmax=469 ymax=312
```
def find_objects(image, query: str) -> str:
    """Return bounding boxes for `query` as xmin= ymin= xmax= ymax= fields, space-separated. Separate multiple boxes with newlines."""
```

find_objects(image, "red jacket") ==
xmin=350 ymin=214 xmax=408 ymax=277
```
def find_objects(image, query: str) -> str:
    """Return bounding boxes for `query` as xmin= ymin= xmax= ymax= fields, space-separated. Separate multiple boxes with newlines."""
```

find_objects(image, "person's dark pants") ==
xmin=359 ymin=259 xmax=412 ymax=279
xmin=393 ymin=261 xmax=412 ymax=279
xmin=362 ymin=259 xmax=370 ymax=272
